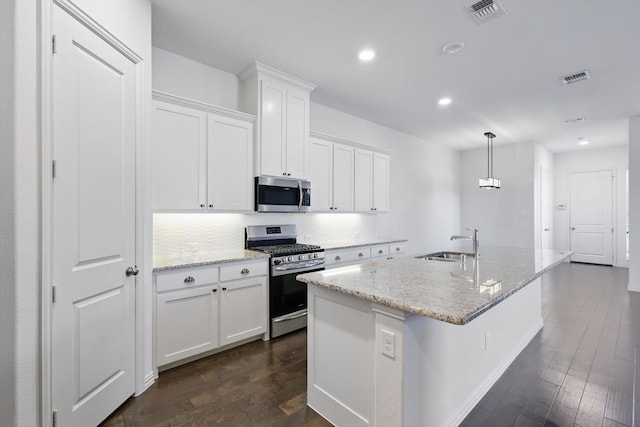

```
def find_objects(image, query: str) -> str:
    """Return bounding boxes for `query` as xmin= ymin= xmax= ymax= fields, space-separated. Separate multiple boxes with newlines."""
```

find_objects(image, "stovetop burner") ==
xmin=251 ymin=243 xmax=322 ymax=255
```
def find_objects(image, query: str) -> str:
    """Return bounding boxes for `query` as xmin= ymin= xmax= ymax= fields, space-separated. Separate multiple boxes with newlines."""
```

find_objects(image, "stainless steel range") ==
xmin=245 ymin=224 xmax=325 ymax=338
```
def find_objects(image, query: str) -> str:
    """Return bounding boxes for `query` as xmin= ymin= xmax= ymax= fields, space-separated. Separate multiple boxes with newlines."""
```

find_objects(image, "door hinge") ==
xmin=52 ymin=35 xmax=57 ymax=54
xmin=52 ymin=160 xmax=56 ymax=179
xmin=52 ymin=409 xmax=58 ymax=427
xmin=52 ymin=285 xmax=56 ymax=303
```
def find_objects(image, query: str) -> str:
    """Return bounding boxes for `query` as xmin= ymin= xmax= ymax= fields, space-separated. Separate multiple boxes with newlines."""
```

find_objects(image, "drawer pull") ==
xmin=241 ymin=268 xmax=250 ymax=275
xmin=396 ymin=247 xmax=401 ymax=251
xmin=335 ymin=255 xmax=341 ymax=261
xmin=358 ymin=252 xmax=364 ymax=257
xmin=184 ymin=276 xmax=195 ymax=283
xmin=378 ymin=249 xmax=384 ymax=254
xmin=222 ymin=287 xmax=227 ymax=291
xmin=212 ymin=288 xmax=217 ymax=293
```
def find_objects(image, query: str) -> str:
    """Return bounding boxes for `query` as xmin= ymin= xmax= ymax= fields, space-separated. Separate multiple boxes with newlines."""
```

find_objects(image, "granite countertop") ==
xmin=312 ymin=238 xmax=408 ymax=251
xmin=153 ymin=249 xmax=269 ymax=271
xmin=297 ymin=247 xmax=571 ymax=325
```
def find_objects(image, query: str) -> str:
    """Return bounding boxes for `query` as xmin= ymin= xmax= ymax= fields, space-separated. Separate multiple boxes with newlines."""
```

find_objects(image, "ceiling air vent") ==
xmin=562 ymin=116 xmax=587 ymax=125
xmin=560 ymin=70 xmax=591 ymax=85
xmin=469 ymin=0 xmax=507 ymax=23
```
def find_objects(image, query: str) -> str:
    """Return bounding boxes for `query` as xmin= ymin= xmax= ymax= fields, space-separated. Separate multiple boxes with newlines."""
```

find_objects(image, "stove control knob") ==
xmin=298 ymin=255 xmax=303 ymax=260
xmin=287 ymin=256 xmax=293 ymax=262
xmin=313 ymin=253 xmax=318 ymax=258
xmin=273 ymin=259 xmax=281 ymax=265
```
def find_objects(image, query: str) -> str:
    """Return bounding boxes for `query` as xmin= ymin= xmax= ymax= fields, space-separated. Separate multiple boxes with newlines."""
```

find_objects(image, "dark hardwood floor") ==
xmin=102 ymin=262 xmax=637 ymax=427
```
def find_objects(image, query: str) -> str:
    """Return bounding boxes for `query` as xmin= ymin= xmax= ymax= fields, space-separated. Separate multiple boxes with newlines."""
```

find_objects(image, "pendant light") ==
xmin=479 ymin=132 xmax=501 ymax=189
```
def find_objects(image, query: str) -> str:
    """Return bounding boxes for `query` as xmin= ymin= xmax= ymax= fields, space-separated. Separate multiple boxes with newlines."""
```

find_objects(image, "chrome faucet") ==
xmin=450 ymin=228 xmax=479 ymax=259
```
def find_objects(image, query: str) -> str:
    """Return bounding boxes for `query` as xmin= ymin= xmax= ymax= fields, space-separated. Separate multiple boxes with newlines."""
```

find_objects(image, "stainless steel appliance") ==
xmin=246 ymin=224 xmax=324 ymax=338
xmin=255 ymin=176 xmax=311 ymax=213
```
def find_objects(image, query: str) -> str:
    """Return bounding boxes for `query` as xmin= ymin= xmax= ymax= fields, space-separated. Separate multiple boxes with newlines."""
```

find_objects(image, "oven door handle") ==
xmin=273 ymin=309 xmax=308 ymax=323
xmin=274 ymin=259 xmax=325 ymax=272
xmin=298 ymin=180 xmax=303 ymax=211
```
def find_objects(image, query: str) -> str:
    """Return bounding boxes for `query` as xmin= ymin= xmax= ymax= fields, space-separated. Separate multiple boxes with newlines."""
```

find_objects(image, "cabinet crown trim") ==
xmin=310 ymin=130 xmax=393 ymax=154
xmin=239 ymin=61 xmax=317 ymax=92
xmin=152 ymin=90 xmax=256 ymax=123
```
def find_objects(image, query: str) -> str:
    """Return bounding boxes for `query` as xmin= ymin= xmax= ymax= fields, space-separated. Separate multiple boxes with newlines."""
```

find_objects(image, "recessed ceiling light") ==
xmin=579 ymin=140 xmax=589 ymax=146
xmin=358 ymin=49 xmax=376 ymax=62
xmin=442 ymin=41 xmax=465 ymax=54
xmin=438 ymin=97 xmax=452 ymax=106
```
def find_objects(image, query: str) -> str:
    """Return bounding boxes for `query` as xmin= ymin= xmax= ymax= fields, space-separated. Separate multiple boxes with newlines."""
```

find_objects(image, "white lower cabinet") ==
xmin=325 ymin=242 xmax=407 ymax=269
xmin=156 ymin=285 xmax=219 ymax=366
xmin=155 ymin=259 xmax=268 ymax=369
xmin=220 ymin=276 xmax=267 ymax=346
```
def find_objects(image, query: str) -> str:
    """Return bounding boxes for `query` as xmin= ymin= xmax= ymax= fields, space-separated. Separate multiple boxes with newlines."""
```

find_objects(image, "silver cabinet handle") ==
xmin=544 ymin=228 xmax=550 ymax=231
xmin=571 ymin=227 xmax=576 ymax=231
xmin=241 ymin=268 xmax=250 ymax=275
xmin=200 ymin=204 xmax=205 ymax=208
xmin=378 ymin=249 xmax=384 ymax=254
xmin=335 ymin=255 xmax=341 ymax=261
xmin=222 ymin=287 xmax=227 ymax=291
xmin=125 ymin=266 xmax=139 ymax=277
xmin=396 ymin=247 xmax=401 ymax=251
xmin=184 ymin=276 xmax=195 ymax=283
xmin=358 ymin=252 xmax=364 ymax=257
xmin=212 ymin=288 xmax=217 ymax=293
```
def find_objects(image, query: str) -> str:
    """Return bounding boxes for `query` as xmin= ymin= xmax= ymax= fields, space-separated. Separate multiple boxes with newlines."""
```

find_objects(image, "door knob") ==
xmin=571 ymin=227 xmax=576 ymax=231
xmin=125 ymin=266 xmax=139 ymax=277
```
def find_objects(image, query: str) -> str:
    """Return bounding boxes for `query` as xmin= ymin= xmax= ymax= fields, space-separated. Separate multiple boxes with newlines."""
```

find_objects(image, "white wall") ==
xmin=0 ymin=0 xmax=17 ymax=423
xmin=628 ymin=116 xmax=640 ymax=290
xmin=151 ymin=48 xmax=461 ymax=257
xmin=534 ymin=144 xmax=554 ymax=249
xmin=461 ymin=142 xmax=536 ymax=248
xmin=152 ymin=47 xmax=239 ymax=109
xmin=553 ymin=146 xmax=628 ymax=267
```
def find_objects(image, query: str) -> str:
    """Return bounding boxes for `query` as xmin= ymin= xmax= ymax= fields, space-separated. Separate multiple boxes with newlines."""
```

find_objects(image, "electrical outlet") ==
xmin=381 ymin=329 xmax=396 ymax=359
xmin=484 ymin=331 xmax=490 ymax=351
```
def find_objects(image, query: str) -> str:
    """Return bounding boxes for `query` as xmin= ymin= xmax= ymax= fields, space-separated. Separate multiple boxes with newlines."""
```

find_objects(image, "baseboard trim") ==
xmin=628 ymin=281 xmax=640 ymax=293
xmin=446 ymin=319 xmax=544 ymax=427
xmin=136 ymin=371 xmax=155 ymax=396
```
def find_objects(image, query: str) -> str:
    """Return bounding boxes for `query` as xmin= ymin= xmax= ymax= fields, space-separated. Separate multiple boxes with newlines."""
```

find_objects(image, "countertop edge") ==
xmin=319 ymin=238 xmax=408 ymax=251
xmin=153 ymin=250 xmax=270 ymax=272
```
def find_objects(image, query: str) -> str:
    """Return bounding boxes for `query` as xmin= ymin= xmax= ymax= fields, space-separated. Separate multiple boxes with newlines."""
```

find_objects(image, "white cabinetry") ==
xmin=355 ymin=149 xmax=390 ymax=213
xmin=325 ymin=242 xmax=406 ymax=268
xmin=309 ymin=137 xmax=354 ymax=212
xmin=154 ymin=258 xmax=268 ymax=369
xmin=152 ymin=92 xmax=254 ymax=211
xmin=240 ymin=62 xmax=316 ymax=179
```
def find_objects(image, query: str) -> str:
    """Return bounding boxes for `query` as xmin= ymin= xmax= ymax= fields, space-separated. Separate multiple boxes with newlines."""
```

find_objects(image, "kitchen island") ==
xmin=297 ymin=247 xmax=571 ymax=427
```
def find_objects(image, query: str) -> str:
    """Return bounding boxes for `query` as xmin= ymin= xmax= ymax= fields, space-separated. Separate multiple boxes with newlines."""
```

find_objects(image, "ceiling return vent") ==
xmin=562 ymin=116 xmax=587 ymax=125
xmin=469 ymin=0 xmax=507 ymax=23
xmin=560 ymin=70 xmax=591 ymax=85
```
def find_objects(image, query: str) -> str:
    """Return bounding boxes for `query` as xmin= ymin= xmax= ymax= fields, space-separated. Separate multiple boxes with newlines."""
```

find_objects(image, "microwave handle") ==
xmin=298 ymin=180 xmax=303 ymax=211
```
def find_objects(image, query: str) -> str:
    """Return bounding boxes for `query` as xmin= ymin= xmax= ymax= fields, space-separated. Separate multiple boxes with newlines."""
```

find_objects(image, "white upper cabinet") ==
xmin=207 ymin=115 xmax=253 ymax=211
xmin=355 ymin=149 xmax=390 ymax=212
xmin=152 ymin=100 xmax=207 ymax=210
xmin=151 ymin=92 xmax=255 ymax=212
xmin=309 ymin=137 xmax=354 ymax=212
xmin=240 ymin=62 xmax=316 ymax=179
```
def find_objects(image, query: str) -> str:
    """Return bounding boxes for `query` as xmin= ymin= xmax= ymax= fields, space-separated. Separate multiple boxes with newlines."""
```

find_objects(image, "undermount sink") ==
xmin=415 ymin=251 xmax=474 ymax=262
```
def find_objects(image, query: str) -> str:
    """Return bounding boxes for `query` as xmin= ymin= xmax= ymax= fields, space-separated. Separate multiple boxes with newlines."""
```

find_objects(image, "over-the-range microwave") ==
xmin=255 ymin=176 xmax=311 ymax=213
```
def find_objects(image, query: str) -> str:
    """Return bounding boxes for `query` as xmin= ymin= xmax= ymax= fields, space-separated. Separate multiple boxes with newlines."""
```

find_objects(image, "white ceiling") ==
xmin=152 ymin=0 xmax=640 ymax=152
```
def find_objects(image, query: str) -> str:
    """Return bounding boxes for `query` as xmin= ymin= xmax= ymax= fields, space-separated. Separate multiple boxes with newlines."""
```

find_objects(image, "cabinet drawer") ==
xmin=370 ymin=244 xmax=390 ymax=259
xmin=389 ymin=242 xmax=406 ymax=257
xmin=156 ymin=265 xmax=219 ymax=293
xmin=220 ymin=260 xmax=268 ymax=282
xmin=326 ymin=248 xmax=370 ymax=266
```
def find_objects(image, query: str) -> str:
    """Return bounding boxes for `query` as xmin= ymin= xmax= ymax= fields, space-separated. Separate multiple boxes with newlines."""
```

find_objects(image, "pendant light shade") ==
xmin=479 ymin=132 xmax=501 ymax=189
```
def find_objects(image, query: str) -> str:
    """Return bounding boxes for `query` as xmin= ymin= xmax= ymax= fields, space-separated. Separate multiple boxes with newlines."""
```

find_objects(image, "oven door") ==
xmin=270 ymin=262 xmax=323 ymax=338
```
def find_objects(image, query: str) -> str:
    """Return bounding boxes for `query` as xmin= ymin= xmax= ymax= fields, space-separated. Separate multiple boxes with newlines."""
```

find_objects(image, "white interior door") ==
xmin=540 ymin=167 xmax=553 ymax=250
xmin=569 ymin=170 xmax=613 ymax=265
xmin=51 ymin=6 xmax=137 ymax=426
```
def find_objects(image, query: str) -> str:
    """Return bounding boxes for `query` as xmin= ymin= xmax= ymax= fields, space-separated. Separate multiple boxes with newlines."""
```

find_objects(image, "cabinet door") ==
xmin=156 ymin=286 xmax=218 ymax=366
xmin=354 ymin=148 xmax=374 ymax=212
xmin=309 ymin=138 xmax=333 ymax=212
xmin=332 ymin=143 xmax=355 ymax=212
xmin=207 ymin=114 xmax=253 ymax=211
xmin=373 ymin=153 xmax=390 ymax=212
xmin=259 ymin=78 xmax=286 ymax=177
xmin=285 ymin=86 xmax=309 ymax=179
xmin=152 ymin=101 xmax=206 ymax=210
xmin=220 ymin=277 xmax=267 ymax=346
